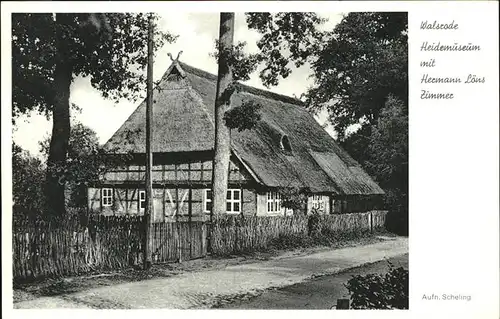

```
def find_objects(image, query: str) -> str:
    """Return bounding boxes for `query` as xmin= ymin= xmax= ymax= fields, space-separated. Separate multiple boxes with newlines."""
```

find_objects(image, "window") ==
xmin=267 ymin=191 xmax=282 ymax=213
xmin=280 ymin=135 xmax=292 ymax=152
xmin=226 ymin=189 xmax=241 ymax=214
xmin=139 ymin=190 xmax=146 ymax=209
xmin=311 ymin=195 xmax=326 ymax=211
xmin=204 ymin=189 xmax=241 ymax=214
xmin=204 ymin=189 xmax=212 ymax=213
xmin=102 ymin=188 xmax=113 ymax=207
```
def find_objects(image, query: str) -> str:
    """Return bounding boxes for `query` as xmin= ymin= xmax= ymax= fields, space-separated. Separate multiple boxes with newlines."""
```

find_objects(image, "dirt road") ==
xmin=215 ymin=254 xmax=408 ymax=309
xmin=14 ymin=236 xmax=408 ymax=309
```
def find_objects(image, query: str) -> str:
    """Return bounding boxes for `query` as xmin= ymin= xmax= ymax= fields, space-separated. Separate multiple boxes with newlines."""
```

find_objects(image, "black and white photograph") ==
xmin=2 ymin=1 xmax=498 ymax=317
xmin=9 ymin=10 xmax=409 ymax=310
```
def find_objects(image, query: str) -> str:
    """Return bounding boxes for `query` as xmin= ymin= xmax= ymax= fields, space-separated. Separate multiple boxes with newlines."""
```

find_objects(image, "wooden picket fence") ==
xmin=313 ymin=211 xmax=388 ymax=239
xmin=209 ymin=215 xmax=309 ymax=255
xmin=151 ymin=221 xmax=207 ymax=263
xmin=209 ymin=211 xmax=388 ymax=256
xmin=12 ymin=216 xmax=143 ymax=281
xmin=12 ymin=216 xmax=207 ymax=282
xmin=12 ymin=211 xmax=387 ymax=282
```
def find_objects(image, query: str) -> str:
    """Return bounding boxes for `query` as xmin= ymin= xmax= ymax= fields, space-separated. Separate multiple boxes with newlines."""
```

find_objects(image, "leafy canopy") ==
xmin=12 ymin=13 xmax=177 ymax=120
xmin=223 ymin=100 xmax=262 ymax=132
xmin=306 ymin=12 xmax=408 ymax=137
xmin=210 ymin=40 xmax=263 ymax=131
xmin=245 ymin=12 xmax=326 ymax=87
xmin=365 ymin=96 xmax=408 ymax=233
xmin=245 ymin=12 xmax=407 ymax=138
xmin=210 ymin=13 xmax=326 ymax=132
xmin=245 ymin=12 xmax=408 ymax=233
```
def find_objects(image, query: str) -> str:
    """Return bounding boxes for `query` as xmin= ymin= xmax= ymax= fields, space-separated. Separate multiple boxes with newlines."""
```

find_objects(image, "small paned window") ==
xmin=102 ymin=188 xmax=113 ymax=207
xmin=267 ymin=191 xmax=282 ymax=213
xmin=226 ymin=189 xmax=241 ymax=214
xmin=204 ymin=189 xmax=241 ymax=214
xmin=311 ymin=195 xmax=326 ymax=211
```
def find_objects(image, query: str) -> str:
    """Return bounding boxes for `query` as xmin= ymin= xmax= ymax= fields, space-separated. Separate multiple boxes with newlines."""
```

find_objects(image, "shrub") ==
xmin=385 ymin=205 xmax=408 ymax=236
xmin=308 ymin=212 xmax=372 ymax=244
xmin=278 ymin=187 xmax=308 ymax=214
xmin=307 ymin=208 xmax=323 ymax=237
xmin=345 ymin=262 xmax=409 ymax=309
xmin=12 ymin=143 xmax=46 ymax=221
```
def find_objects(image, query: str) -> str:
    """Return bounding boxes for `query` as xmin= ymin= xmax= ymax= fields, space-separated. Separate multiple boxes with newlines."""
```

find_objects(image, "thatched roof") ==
xmin=104 ymin=61 xmax=384 ymax=195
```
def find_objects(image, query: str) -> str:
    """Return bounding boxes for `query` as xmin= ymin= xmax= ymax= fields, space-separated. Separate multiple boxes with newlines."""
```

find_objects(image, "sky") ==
xmin=12 ymin=12 xmax=345 ymax=158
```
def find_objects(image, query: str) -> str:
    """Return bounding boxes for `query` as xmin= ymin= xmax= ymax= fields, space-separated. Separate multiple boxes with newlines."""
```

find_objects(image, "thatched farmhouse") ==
xmin=87 ymin=60 xmax=384 ymax=221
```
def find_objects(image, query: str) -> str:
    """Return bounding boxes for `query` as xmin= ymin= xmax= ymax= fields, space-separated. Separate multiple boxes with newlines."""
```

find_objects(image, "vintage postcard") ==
xmin=1 ymin=1 xmax=498 ymax=319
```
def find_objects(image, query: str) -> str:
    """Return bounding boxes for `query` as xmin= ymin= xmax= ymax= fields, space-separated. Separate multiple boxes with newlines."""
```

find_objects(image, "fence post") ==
xmin=204 ymin=220 xmax=209 ymax=257
xmin=235 ymin=217 xmax=238 ymax=253
xmin=206 ymin=219 xmax=211 ymax=255
xmin=177 ymin=226 xmax=183 ymax=263
xmin=188 ymin=188 xmax=193 ymax=259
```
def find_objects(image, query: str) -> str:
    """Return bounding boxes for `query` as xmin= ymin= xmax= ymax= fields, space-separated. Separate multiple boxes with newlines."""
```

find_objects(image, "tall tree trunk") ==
xmin=44 ymin=13 xmax=73 ymax=222
xmin=211 ymin=13 xmax=235 ymax=218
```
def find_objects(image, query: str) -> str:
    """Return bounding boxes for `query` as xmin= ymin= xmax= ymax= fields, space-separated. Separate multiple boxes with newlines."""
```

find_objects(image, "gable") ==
xmin=104 ymin=70 xmax=214 ymax=153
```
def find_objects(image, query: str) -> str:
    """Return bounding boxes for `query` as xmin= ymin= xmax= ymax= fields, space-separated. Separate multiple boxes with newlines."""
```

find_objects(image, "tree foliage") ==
xmin=223 ymin=100 xmax=262 ymax=132
xmin=365 ymin=96 xmax=408 ymax=234
xmin=245 ymin=12 xmax=407 ymax=137
xmin=245 ymin=12 xmax=326 ymax=87
xmin=366 ymin=96 xmax=408 ymax=190
xmin=12 ymin=13 xmax=176 ymax=221
xmin=40 ymin=123 xmax=133 ymax=208
xmin=211 ymin=40 xmax=263 ymax=84
xmin=12 ymin=13 xmax=177 ymax=119
xmin=246 ymin=12 xmax=408 ymax=234
xmin=212 ymin=13 xmax=325 ymax=134
xmin=13 ymin=125 xmax=130 ymax=220
xmin=210 ymin=39 xmax=264 ymax=132
xmin=278 ymin=186 xmax=309 ymax=214
xmin=12 ymin=143 xmax=45 ymax=221
xmin=328 ymin=14 xmax=408 ymax=234
xmin=307 ymin=12 xmax=408 ymax=136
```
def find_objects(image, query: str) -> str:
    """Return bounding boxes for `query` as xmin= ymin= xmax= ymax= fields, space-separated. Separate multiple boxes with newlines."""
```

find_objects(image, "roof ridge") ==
xmin=178 ymin=62 xmax=304 ymax=106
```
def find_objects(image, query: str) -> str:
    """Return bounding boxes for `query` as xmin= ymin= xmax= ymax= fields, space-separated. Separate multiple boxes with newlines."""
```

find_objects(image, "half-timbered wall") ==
xmin=89 ymin=153 xmax=379 ymax=217
xmin=101 ymin=157 xmax=250 ymax=185
xmin=90 ymin=153 xmax=260 ymax=219
xmin=88 ymin=186 xmax=257 ymax=221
